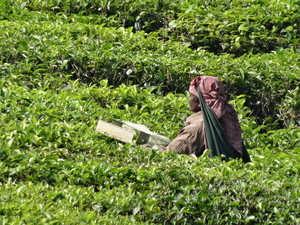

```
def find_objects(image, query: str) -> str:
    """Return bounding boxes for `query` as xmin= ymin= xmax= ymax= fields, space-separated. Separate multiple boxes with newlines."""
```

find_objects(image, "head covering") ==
xmin=189 ymin=75 xmax=243 ymax=155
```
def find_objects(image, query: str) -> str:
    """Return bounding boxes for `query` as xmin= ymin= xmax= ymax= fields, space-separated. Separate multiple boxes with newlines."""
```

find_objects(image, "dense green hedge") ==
xmin=7 ymin=0 xmax=300 ymax=56
xmin=1 ymin=76 xmax=300 ymax=224
xmin=1 ymin=13 xmax=299 ymax=126
xmin=1 ymin=1 xmax=300 ymax=224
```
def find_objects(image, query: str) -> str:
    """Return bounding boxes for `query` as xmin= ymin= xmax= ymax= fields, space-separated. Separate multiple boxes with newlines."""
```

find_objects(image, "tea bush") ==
xmin=0 ymin=17 xmax=299 ymax=125
xmin=1 ymin=1 xmax=300 ymax=125
xmin=10 ymin=0 xmax=300 ymax=55
xmin=0 ymin=76 xmax=300 ymax=224
xmin=0 ymin=1 xmax=300 ymax=224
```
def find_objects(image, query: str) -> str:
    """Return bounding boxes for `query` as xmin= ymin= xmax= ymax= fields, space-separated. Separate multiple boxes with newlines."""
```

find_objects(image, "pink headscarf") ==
xmin=189 ymin=75 xmax=243 ymax=155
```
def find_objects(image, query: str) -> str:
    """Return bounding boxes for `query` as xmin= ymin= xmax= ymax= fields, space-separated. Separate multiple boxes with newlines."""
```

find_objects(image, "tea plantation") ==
xmin=0 ymin=0 xmax=300 ymax=224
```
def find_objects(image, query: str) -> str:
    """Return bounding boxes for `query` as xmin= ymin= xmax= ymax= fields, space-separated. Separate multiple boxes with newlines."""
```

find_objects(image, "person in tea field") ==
xmin=158 ymin=75 xmax=250 ymax=162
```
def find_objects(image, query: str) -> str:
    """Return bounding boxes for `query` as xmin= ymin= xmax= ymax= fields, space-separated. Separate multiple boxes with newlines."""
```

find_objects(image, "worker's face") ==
xmin=188 ymin=95 xmax=201 ymax=112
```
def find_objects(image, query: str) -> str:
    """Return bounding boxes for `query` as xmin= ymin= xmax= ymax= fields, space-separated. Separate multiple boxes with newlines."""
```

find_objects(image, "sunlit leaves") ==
xmin=0 ymin=76 xmax=300 ymax=224
xmin=1 ymin=0 xmax=300 ymax=224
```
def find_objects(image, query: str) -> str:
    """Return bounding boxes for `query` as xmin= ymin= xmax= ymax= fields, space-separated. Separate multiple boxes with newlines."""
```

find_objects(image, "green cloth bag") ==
xmin=197 ymin=87 xmax=251 ymax=162
xmin=241 ymin=141 xmax=251 ymax=163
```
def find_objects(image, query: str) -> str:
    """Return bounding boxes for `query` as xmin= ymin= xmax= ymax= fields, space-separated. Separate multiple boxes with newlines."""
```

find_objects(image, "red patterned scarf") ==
xmin=189 ymin=76 xmax=243 ymax=155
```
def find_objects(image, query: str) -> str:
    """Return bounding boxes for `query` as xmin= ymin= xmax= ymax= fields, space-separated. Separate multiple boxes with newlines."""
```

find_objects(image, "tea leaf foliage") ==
xmin=1 ymin=76 xmax=300 ymax=224
xmin=1 ymin=0 xmax=300 ymax=125
xmin=1 ymin=0 xmax=300 ymax=224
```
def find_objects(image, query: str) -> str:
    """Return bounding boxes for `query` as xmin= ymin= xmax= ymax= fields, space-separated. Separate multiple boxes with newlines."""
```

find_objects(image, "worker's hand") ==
xmin=141 ymin=143 xmax=152 ymax=149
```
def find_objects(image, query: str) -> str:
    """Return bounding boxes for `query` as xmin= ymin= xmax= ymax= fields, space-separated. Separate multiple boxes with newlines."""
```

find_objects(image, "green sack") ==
xmin=197 ymin=87 xmax=251 ymax=162
xmin=242 ymin=142 xmax=251 ymax=163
